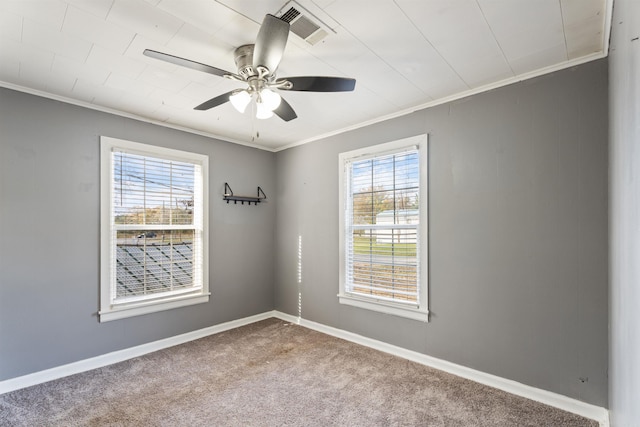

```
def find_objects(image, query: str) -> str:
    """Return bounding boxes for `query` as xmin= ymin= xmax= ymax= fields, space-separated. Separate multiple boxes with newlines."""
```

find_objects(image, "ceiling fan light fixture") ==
xmin=144 ymin=13 xmax=355 ymax=123
xmin=230 ymin=90 xmax=252 ymax=113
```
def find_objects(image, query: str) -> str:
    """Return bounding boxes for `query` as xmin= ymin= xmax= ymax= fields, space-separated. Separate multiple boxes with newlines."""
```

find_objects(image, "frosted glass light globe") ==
xmin=259 ymin=88 xmax=281 ymax=111
xmin=229 ymin=90 xmax=251 ymax=113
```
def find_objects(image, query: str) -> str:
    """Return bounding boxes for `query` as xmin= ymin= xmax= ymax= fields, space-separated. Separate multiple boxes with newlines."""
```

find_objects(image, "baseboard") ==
xmin=0 ymin=311 xmax=276 ymax=395
xmin=273 ymin=311 xmax=610 ymax=427
xmin=0 ymin=310 xmax=609 ymax=427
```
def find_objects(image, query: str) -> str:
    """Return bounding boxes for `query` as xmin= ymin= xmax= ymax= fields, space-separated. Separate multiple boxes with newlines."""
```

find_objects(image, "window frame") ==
xmin=338 ymin=134 xmax=429 ymax=322
xmin=99 ymin=136 xmax=209 ymax=322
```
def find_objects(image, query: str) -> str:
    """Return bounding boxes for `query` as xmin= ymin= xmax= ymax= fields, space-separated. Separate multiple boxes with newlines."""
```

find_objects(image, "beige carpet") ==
xmin=0 ymin=318 xmax=598 ymax=426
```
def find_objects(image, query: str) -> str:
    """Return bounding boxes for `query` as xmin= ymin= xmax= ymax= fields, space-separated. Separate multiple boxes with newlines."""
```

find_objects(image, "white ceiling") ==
xmin=0 ymin=0 xmax=611 ymax=151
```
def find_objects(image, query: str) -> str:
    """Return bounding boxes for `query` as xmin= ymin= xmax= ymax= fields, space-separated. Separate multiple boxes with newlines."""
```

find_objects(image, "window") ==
xmin=339 ymin=135 xmax=428 ymax=321
xmin=100 ymin=136 xmax=209 ymax=322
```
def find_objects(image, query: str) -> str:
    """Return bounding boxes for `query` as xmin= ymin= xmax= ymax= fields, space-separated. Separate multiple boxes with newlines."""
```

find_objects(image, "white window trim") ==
xmin=338 ymin=134 xmax=429 ymax=322
xmin=99 ymin=136 xmax=209 ymax=322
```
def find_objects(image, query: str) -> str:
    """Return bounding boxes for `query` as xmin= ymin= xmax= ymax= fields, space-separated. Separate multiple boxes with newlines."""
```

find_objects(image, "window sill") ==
xmin=99 ymin=293 xmax=210 ymax=322
xmin=338 ymin=293 xmax=429 ymax=322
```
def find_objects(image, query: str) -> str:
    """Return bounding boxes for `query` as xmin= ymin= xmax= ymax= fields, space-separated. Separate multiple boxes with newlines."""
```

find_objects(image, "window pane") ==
xmin=115 ymin=229 xmax=196 ymax=300
xmin=351 ymin=190 xmax=398 ymax=225
xmin=113 ymin=152 xmax=195 ymax=226
xmin=372 ymin=155 xmax=395 ymax=191
xmin=349 ymin=229 xmax=418 ymax=303
xmin=394 ymin=189 xmax=419 ymax=217
xmin=394 ymin=151 xmax=419 ymax=189
xmin=350 ymin=152 xmax=419 ymax=226
xmin=351 ymin=159 xmax=372 ymax=191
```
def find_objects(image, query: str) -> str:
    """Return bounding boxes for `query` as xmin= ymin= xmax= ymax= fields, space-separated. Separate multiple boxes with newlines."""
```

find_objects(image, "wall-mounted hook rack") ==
xmin=223 ymin=182 xmax=266 ymax=205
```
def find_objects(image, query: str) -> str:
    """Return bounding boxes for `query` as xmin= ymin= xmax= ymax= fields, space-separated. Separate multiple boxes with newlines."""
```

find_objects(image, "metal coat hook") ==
xmin=223 ymin=182 xmax=266 ymax=206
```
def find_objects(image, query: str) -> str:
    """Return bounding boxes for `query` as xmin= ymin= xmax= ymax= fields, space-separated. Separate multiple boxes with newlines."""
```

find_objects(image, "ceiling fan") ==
xmin=143 ymin=14 xmax=356 ymax=122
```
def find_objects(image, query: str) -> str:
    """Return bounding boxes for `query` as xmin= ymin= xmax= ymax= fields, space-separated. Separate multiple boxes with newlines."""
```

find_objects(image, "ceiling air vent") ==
xmin=275 ymin=1 xmax=333 ymax=45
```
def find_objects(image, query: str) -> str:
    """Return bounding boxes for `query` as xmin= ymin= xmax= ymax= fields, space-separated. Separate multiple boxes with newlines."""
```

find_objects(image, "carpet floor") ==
xmin=0 ymin=318 xmax=598 ymax=426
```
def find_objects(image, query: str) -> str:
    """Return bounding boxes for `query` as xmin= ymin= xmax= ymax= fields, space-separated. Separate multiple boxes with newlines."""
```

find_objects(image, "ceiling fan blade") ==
xmin=144 ymin=49 xmax=232 ymax=77
xmin=253 ymin=14 xmax=289 ymax=75
xmin=194 ymin=91 xmax=235 ymax=111
xmin=280 ymin=76 xmax=356 ymax=92
xmin=273 ymin=97 xmax=297 ymax=122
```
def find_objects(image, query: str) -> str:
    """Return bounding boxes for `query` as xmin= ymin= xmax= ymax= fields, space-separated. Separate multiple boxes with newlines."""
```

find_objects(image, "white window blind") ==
xmin=346 ymin=148 xmax=420 ymax=305
xmin=100 ymin=137 xmax=209 ymax=322
xmin=112 ymin=150 xmax=203 ymax=302
xmin=339 ymin=134 xmax=428 ymax=321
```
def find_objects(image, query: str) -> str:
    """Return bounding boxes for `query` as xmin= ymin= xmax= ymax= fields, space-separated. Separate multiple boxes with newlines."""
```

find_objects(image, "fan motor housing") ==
xmin=234 ymin=44 xmax=255 ymax=79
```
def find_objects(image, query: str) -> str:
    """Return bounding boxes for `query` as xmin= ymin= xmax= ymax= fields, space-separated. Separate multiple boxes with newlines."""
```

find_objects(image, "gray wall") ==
xmin=0 ymin=88 xmax=276 ymax=380
xmin=609 ymin=0 xmax=640 ymax=425
xmin=275 ymin=59 xmax=609 ymax=407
